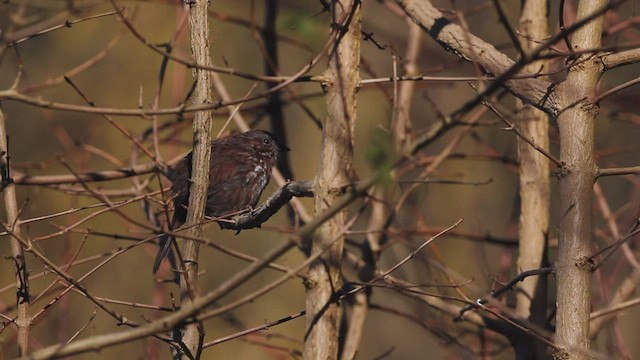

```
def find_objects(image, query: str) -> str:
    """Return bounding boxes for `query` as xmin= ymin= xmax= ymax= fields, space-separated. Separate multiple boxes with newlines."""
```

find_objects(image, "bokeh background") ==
xmin=1 ymin=0 xmax=639 ymax=359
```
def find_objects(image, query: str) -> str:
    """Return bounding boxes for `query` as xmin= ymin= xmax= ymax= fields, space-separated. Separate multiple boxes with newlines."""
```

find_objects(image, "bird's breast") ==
xmin=246 ymin=162 xmax=269 ymax=190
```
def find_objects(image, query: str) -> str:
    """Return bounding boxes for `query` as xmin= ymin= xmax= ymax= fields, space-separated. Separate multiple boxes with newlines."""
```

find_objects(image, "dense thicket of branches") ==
xmin=1 ymin=1 xmax=639 ymax=359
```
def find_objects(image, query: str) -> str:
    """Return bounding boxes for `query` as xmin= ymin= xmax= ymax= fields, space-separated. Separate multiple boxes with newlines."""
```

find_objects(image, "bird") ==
xmin=153 ymin=130 xmax=289 ymax=274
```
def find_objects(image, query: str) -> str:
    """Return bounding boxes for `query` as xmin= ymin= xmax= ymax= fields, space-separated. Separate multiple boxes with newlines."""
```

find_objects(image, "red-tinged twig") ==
xmin=481 ymin=99 xmax=564 ymax=167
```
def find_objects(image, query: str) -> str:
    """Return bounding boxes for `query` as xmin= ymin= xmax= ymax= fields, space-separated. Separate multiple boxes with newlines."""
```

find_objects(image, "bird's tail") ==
xmin=152 ymin=232 xmax=175 ymax=274
xmin=152 ymin=208 xmax=185 ymax=276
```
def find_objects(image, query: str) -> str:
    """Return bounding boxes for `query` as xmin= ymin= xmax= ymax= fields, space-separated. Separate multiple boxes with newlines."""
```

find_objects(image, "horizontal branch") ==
xmin=11 ymin=162 xmax=161 ymax=185
xmin=456 ymin=267 xmax=555 ymax=319
xmin=602 ymin=47 xmax=640 ymax=70
xmin=596 ymin=166 xmax=640 ymax=178
xmin=225 ymin=180 xmax=314 ymax=230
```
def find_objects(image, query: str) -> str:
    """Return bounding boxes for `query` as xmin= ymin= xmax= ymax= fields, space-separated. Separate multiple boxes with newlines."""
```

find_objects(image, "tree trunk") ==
xmin=0 ymin=106 xmax=31 ymax=356
xmin=515 ymin=1 xmax=551 ymax=358
xmin=178 ymin=0 xmax=214 ymax=358
xmin=554 ymin=1 xmax=604 ymax=358
xmin=305 ymin=1 xmax=361 ymax=359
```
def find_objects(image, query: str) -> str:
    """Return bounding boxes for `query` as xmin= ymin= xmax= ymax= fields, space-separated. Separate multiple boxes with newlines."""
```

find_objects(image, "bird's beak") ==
xmin=279 ymin=144 xmax=290 ymax=152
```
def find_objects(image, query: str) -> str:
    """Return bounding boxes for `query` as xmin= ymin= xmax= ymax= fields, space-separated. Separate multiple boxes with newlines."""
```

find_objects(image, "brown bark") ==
xmin=304 ymin=1 xmax=360 ymax=359
xmin=514 ymin=1 xmax=551 ymax=358
xmin=554 ymin=1 xmax=605 ymax=358
xmin=1 ymin=106 xmax=31 ymax=356
xmin=178 ymin=0 xmax=214 ymax=358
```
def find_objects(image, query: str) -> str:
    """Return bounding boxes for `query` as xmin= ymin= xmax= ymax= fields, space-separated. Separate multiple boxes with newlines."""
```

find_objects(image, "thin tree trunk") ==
xmin=554 ymin=1 xmax=604 ymax=358
xmin=178 ymin=1 xmax=214 ymax=358
xmin=305 ymin=1 xmax=361 ymax=359
xmin=0 ymin=106 xmax=31 ymax=356
xmin=391 ymin=19 xmax=422 ymax=152
xmin=514 ymin=0 xmax=550 ymax=358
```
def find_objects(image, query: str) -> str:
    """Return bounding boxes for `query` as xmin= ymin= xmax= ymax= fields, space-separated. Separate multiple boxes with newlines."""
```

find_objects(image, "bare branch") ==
xmin=596 ymin=166 xmax=640 ymax=178
xmin=11 ymin=162 xmax=161 ymax=185
xmin=228 ymin=180 xmax=314 ymax=231
xmin=601 ymin=47 xmax=640 ymax=70
xmin=394 ymin=0 xmax=559 ymax=113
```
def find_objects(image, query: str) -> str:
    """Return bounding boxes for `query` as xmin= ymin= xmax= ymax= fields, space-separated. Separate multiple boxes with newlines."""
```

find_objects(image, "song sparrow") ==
xmin=153 ymin=130 xmax=289 ymax=273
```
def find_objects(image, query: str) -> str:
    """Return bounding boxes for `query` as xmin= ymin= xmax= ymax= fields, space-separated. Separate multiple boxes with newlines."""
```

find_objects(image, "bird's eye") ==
xmin=263 ymin=138 xmax=270 ymax=145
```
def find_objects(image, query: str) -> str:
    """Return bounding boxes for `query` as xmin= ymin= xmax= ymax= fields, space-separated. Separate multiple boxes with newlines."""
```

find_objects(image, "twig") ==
xmin=203 ymin=311 xmax=305 ymax=347
xmin=228 ymin=180 xmax=314 ymax=230
xmin=596 ymin=166 xmax=640 ymax=178
xmin=455 ymin=267 xmax=555 ymax=320
xmin=481 ymin=99 xmax=563 ymax=167
xmin=22 ymin=238 xmax=298 ymax=360
xmin=558 ymin=0 xmax=576 ymax=59
xmin=492 ymin=0 xmax=524 ymax=59
xmin=592 ymin=76 xmax=640 ymax=104
xmin=8 ymin=10 xmax=122 ymax=45
xmin=11 ymin=162 xmax=161 ymax=186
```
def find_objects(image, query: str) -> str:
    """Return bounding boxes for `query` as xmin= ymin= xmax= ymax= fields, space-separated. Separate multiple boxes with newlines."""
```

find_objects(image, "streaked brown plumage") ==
xmin=153 ymin=130 xmax=289 ymax=273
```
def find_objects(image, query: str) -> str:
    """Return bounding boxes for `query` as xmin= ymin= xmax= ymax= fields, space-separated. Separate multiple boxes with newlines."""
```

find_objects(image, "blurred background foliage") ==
xmin=0 ymin=0 xmax=639 ymax=359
